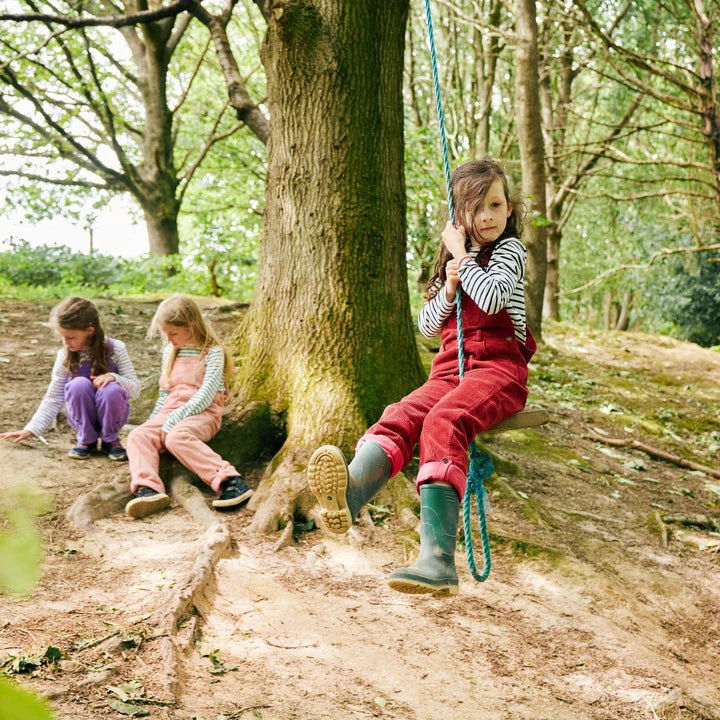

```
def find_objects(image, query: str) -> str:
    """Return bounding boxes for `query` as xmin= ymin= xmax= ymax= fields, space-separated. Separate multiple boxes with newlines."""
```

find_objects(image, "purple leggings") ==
xmin=64 ymin=377 xmax=129 ymax=445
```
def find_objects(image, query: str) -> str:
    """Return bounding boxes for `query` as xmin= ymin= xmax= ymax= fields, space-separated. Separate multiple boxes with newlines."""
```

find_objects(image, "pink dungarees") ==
xmin=127 ymin=354 xmax=239 ymax=494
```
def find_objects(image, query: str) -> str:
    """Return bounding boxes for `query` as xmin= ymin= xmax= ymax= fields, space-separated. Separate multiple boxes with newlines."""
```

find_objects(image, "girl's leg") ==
xmin=64 ymin=377 xmax=100 ymax=445
xmin=127 ymin=418 xmax=166 ymax=494
xmin=387 ymin=368 xmax=527 ymax=596
xmin=95 ymin=383 xmax=130 ymax=443
xmin=416 ymin=368 xmax=528 ymax=499
xmin=163 ymin=414 xmax=239 ymax=492
xmin=359 ymin=375 xmax=457 ymax=475
xmin=308 ymin=376 xmax=456 ymax=534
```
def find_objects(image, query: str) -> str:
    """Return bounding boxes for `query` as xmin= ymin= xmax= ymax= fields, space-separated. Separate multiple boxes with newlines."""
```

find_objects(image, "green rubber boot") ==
xmin=307 ymin=441 xmax=390 ymax=534
xmin=386 ymin=483 xmax=459 ymax=596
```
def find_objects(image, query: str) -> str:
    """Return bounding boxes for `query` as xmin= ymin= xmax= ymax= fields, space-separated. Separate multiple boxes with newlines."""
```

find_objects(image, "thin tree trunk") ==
xmin=232 ymin=0 xmax=423 ymax=534
xmin=514 ymin=0 xmax=547 ymax=340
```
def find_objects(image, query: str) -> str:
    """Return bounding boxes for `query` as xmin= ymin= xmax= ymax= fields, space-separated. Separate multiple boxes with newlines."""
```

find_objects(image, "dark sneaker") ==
xmin=100 ymin=440 xmax=128 ymax=462
xmin=68 ymin=443 xmax=94 ymax=459
xmin=212 ymin=476 xmax=253 ymax=509
xmin=125 ymin=486 xmax=170 ymax=519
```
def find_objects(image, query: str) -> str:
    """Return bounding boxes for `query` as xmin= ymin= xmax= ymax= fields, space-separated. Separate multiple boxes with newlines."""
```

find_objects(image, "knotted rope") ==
xmin=423 ymin=0 xmax=493 ymax=581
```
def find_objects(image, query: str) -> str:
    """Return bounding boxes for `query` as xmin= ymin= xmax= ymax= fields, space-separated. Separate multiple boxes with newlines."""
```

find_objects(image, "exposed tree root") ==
xmin=586 ymin=431 xmax=720 ymax=479
xmin=662 ymin=513 xmax=720 ymax=531
xmin=273 ymin=515 xmax=294 ymax=551
xmin=654 ymin=690 xmax=720 ymax=720
xmin=151 ymin=468 xmax=231 ymax=634
xmin=66 ymin=470 xmax=131 ymax=532
xmin=647 ymin=510 xmax=669 ymax=548
xmin=247 ymin=446 xmax=315 ymax=535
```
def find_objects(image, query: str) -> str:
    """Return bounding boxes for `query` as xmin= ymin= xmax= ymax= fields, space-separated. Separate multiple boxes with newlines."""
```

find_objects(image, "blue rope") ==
xmin=423 ymin=0 xmax=493 ymax=582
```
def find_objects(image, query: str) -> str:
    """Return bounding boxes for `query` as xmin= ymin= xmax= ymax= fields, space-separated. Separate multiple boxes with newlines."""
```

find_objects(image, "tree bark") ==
xmin=514 ymin=0 xmax=547 ymax=340
xmin=232 ymin=0 xmax=424 ymax=534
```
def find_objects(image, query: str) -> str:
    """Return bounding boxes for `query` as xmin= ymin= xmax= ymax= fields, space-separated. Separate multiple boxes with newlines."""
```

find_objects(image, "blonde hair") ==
xmin=50 ymin=296 xmax=110 ymax=375
xmin=148 ymin=295 xmax=234 ymax=385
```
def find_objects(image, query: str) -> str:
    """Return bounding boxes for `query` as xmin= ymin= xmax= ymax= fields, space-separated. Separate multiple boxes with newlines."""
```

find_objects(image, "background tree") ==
xmin=0 ymin=0 xmax=267 ymax=255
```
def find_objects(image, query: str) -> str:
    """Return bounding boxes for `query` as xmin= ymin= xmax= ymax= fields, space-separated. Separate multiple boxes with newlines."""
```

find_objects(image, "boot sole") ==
xmin=307 ymin=445 xmax=352 ymax=534
xmin=125 ymin=493 xmax=171 ymax=519
xmin=386 ymin=576 xmax=459 ymax=596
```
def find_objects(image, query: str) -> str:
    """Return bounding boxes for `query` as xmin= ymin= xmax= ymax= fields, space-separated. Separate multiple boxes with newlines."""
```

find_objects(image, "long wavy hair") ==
xmin=149 ymin=295 xmax=234 ymax=386
xmin=424 ymin=157 xmax=524 ymax=301
xmin=50 ymin=297 xmax=109 ymax=375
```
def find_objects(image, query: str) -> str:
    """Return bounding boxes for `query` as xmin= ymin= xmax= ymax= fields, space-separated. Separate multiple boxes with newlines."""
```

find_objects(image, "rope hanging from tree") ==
xmin=422 ymin=0 xmax=493 ymax=582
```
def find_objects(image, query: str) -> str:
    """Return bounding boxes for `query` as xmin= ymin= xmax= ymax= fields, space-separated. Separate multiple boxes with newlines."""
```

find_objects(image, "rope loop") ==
xmin=463 ymin=446 xmax=494 ymax=582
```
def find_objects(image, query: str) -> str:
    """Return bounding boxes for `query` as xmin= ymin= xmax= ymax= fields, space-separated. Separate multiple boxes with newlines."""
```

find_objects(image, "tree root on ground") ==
xmin=66 ymin=471 xmax=131 ymax=532
xmin=586 ymin=431 xmax=720 ymax=479
xmin=653 ymin=690 xmax=720 ymax=720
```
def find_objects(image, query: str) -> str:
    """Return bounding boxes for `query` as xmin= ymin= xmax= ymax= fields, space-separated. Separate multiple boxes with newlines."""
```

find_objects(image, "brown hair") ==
xmin=424 ymin=157 xmax=524 ymax=301
xmin=149 ymin=295 xmax=234 ymax=385
xmin=50 ymin=297 xmax=110 ymax=375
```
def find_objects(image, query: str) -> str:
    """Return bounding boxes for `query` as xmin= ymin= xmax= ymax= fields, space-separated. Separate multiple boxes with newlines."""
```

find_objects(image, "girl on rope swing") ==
xmin=307 ymin=157 xmax=536 ymax=596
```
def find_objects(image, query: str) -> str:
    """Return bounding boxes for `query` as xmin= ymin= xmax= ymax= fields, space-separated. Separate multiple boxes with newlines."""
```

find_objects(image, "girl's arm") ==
xmin=418 ymin=285 xmax=456 ymax=337
xmin=457 ymin=238 xmax=526 ymax=314
xmin=148 ymin=344 xmax=171 ymax=419
xmin=161 ymin=346 xmax=225 ymax=434
xmin=24 ymin=350 xmax=69 ymax=437
xmin=109 ymin=339 xmax=140 ymax=399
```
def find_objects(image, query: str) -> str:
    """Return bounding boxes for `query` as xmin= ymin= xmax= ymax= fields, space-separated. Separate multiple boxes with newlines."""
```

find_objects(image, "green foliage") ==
xmin=0 ymin=484 xmax=51 ymax=596
xmin=0 ymin=484 xmax=55 ymax=719
xmin=0 ymin=239 xmax=120 ymax=289
xmin=0 ymin=241 xmax=257 ymax=301
xmin=0 ymin=678 xmax=54 ymax=720
xmin=644 ymin=251 xmax=720 ymax=347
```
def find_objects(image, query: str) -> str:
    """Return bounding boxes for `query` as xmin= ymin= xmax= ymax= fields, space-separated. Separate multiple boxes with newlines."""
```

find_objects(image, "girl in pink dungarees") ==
xmin=308 ymin=158 xmax=536 ymax=596
xmin=125 ymin=295 xmax=252 ymax=519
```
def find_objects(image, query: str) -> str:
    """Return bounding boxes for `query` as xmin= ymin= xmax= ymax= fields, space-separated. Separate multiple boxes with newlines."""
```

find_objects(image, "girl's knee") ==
xmin=66 ymin=376 xmax=94 ymax=396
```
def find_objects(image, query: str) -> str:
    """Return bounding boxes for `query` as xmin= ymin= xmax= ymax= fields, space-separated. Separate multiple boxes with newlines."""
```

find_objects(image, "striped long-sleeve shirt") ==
xmin=149 ymin=344 xmax=226 ymax=434
xmin=25 ymin=339 xmax=140 ymax=437
xmin=418 ymin=237 xmax=527 ymax=343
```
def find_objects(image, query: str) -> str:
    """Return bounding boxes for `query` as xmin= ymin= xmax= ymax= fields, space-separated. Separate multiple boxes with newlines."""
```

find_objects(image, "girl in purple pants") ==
xmin=1 ymin=297 xmax=139 ymax=460
xmin=308 ymin=158 xmax=536 ymax=596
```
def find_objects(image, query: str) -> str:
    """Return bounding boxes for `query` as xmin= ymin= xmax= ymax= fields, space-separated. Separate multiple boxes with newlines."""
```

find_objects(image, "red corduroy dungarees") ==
xmin=359 ymin=292 xmax=536 ymax=500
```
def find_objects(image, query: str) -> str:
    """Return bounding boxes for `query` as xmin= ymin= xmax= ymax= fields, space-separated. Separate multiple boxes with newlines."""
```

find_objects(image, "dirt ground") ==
xmin=1 ymin=297 xmax=720 ymax=720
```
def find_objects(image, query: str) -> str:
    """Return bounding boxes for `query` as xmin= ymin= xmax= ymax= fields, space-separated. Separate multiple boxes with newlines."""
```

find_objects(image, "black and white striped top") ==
xmin=418 ymin=237 xmax=527 ymax=343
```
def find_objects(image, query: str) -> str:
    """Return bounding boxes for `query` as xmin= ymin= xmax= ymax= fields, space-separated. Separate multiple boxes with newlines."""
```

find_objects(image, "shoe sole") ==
xmin=68 ymin=451 xmax=91 ymax=460
xmin=386 ymin=576 xmax=459 ymax=596
xmin=307 ymin=445 xmax=352 ymax=534
xmin=212 ymin=488 xmax=253 ymax=509
xmin=125 ymin=493 xmax=171 ymax=519
xmin=107 ymin=454 xmax=128 ymax=462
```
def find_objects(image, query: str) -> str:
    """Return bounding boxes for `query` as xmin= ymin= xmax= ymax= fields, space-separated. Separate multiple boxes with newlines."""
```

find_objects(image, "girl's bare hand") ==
xmin=92 ymin=373 xmax=116 ymax=388
xmin=0 ymin=429 xmax=33 ymax=443
xmin=441 ymin=221 xmax=467 ymax=259
xmin=445 ymin=258 xmax=461 ymax=300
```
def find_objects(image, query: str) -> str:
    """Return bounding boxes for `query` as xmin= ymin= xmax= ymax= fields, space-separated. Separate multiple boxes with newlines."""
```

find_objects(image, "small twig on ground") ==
xmin=223 ymin=705 xmax=271 ymax=719
xmin=74 ymin=629 xmax=120 ymax=652
xmin=585 ymin=430 xmax=720 ymax=479
xmin=258 ymin=636 xmax=318 ymax=650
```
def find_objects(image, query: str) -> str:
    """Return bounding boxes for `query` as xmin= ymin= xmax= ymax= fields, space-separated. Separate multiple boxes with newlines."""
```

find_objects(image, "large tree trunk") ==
xmin=121 ymin=11 xmax=182 ymax=255
xmin=514 ymin=0 xmax=548 ymax=340
xmin=231 ymin=0 xmax=424 ymax=534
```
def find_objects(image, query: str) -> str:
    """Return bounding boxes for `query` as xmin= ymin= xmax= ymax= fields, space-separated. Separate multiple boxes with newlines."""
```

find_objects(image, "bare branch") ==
xmin=0 ymin=0 xmax=192 ymax=29
xmin=563 ymin=243 xmax=720 ymax=295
